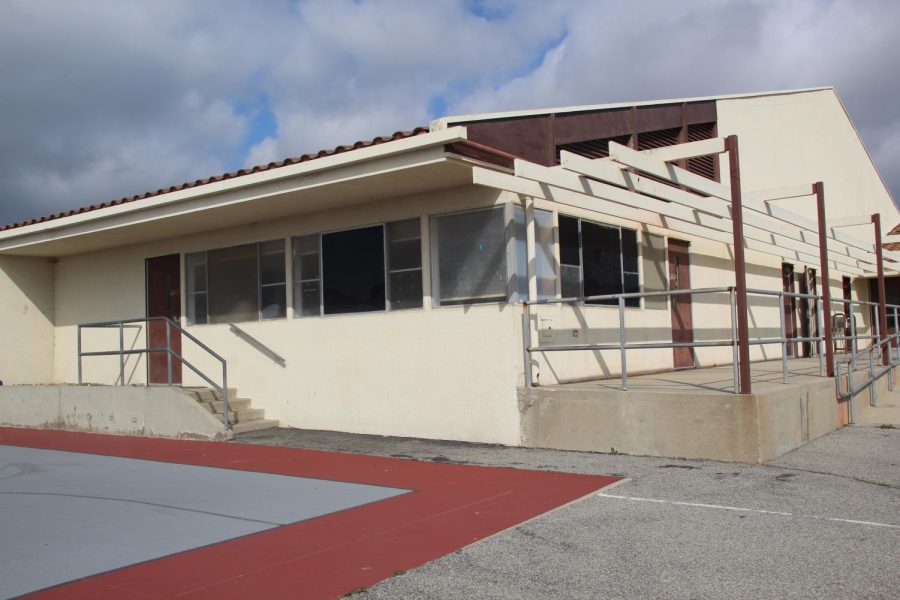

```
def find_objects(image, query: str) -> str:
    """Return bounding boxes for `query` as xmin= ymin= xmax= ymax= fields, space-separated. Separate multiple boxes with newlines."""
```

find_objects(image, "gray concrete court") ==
xmin=238 ymin=424 xmax=900 ymax=599
xmin=0 ymin=446 xmax=407 ymax=599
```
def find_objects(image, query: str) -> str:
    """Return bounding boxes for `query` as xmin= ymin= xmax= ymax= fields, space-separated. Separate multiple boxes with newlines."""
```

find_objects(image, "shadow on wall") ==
xmin=0 ymin=255 xmax=55 ymax=325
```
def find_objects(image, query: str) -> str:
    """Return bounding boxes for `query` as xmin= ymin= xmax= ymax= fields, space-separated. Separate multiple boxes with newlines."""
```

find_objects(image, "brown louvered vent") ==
xmin=556 ymin=134 xmax=631 ymax=164
xmin=687 ymin=122 xmax=717 ymax=180
xmin=637 ymin=127 xmax=681 ymax=151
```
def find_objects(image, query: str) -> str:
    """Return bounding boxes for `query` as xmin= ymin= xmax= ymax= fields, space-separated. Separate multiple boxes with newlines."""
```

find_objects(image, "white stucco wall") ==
xmin=50 ymin=185 xmax=524 ymax=445
xmin=717 ymin=88 xmax=898 ymax=238
xmin=0 ymin=256 xmax=55 ymax=384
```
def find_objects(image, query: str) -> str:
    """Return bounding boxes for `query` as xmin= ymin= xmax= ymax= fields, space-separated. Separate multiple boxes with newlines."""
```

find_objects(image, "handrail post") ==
xmin=222 ymin=364 xmax=229 ymax=428
xmin=730 ymin=287 xmax=739 ymax=393
xmin=869 ymin=348 xmax=877 ymax=407
xmin=779 ymin=291 xmax=788 ymax=383
xmin=166 ymin=318 xmax=173 ymax=386
xmin=619 ymin=295 xmax=627 ymax=391
xmin=816 ymin=294 xmax=825 ymax=376
xmin=850 ymin=304 xmax=857 ymax=355
xmin=77 ymin=325 xmax=83 ymax=385
xmin=118 ymin=321 xmax=125 ymax=386
xmin=523 ymin=303 xmax=533 ymax=387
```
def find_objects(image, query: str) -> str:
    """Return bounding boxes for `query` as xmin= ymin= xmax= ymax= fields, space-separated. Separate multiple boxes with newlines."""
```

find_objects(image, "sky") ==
xmin=0 ymin=0 xmax=898 ymax=227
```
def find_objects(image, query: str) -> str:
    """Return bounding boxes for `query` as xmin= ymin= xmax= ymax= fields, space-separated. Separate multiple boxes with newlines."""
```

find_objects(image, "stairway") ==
xmin=183 ymin=387 xmax=278 ymax=434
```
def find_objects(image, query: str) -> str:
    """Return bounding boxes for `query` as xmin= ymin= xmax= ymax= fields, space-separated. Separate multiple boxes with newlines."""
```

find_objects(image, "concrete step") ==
xmin=211 ymin=398 xmax=251 ymax=413
xmin=231 ymin=419 xmax=279 ymax=434
xmin=234 ymin=408 xmax=266 ymax=423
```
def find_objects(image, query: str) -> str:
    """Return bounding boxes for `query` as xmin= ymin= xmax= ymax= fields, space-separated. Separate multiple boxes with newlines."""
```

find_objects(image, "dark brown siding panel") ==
xmin=464 ymin=116 xmax=553 ymax=166
xmin=557 ymin=134 xmax=631 ymax=163
xmin=685 ymin=101 xmax=717 ymax=125
xmin=637 ymin=127 xmax=681 ymax=150
xmin=634 ymin=104 xmax=683 ymax=133
xmin=555 ymin=108 xmax=632 ymax=145
xmin=687 ymin=123 xmax=717 ymax=180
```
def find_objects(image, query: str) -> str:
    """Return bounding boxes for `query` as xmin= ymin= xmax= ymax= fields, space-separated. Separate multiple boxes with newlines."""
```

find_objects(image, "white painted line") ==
xmin=596 ymin=493 xmax=900 ymax=530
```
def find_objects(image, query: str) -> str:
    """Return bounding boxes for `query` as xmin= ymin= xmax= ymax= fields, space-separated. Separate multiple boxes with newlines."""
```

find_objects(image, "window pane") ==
xmin=434 ymin=207 xmax=507 ymax=305
xmin=389 ymin=271 xmax=423 ymax=310
xmin=292 ymin=235 xmax=319 ymax=280
xmin=561 ymin=265 xmax=581 ymax=299
xmin=261 ymin=284 xmax=286 ymax=319
xmin=322 ymin=226 xmax=386 ymax=314
xmin=534 ymin=209 xmax=556 ymax=300
xmin=190 ymin=293 xmax=208 ymax=325
xmin=296 ymin=281 xmax=321 ymax=316
xmin=559 ymin=215 xmax=580 ymax=266
xmin=581 ymin=221 xmax=621 ymax=305
xmin=387 ymin=219 xmax=421 ymax=273
xmin=514 ymin=205 xmax=528 ymax=301
xmin=622 ymin=229 xmax=640 ymax=307
xmin=259 ymin=240 xmax=285 ymax=286
xmin=208 ymin=244 xmax=258 ymax=324
xmin=185 ymin=252 xmax=207 ymax=294
xmin=292 ymin=235 xmax=320 ymax=317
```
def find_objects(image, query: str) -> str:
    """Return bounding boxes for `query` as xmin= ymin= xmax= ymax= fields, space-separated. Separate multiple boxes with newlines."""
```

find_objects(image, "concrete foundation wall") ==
xmin=0 ymin=385 xmax=229 ymax=440
xmin=518 ymin=378 xmax=841 ymax=463
xmin=0 ymin=256 xmax=55 ymax=385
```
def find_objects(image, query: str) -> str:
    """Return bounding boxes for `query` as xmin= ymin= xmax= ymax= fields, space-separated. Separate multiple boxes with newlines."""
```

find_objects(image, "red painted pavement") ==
xmin=0 ymin=428 xmax=619 ymax=599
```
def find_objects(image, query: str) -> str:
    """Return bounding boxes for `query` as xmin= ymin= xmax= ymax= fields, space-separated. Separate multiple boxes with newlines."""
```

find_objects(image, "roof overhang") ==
xmin=0 ymin=128 xmax=471 ymax=257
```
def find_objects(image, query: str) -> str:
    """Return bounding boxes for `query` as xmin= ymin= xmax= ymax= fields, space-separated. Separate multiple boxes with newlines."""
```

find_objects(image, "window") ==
xmin=431 ymin=207 xmax=507 ymax=306
xmin=387 ymin=219 xmax=423 ymax=310
xmin=558 ymin=215 xmax=640 ymax=307
xmin=185 ymin=240 xmax=286 ymax=325
xmin=513 ymin=206 xmax=556 ymax=301
xmin=292 ymin=234 xmax=320 ymax=317
xmin=322 ymin=226 xmax=385 ymax=315
xmin=292 ymin=219 xmax=423 ymax=316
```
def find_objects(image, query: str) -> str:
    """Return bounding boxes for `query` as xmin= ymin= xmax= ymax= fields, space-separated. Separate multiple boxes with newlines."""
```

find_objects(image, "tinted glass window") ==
xmin=322 ymin=226 xmax=386 ymax=314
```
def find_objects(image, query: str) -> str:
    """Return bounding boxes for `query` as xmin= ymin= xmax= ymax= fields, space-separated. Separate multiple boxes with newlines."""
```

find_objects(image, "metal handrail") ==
xmin=835 ymin=331 xmax=900 ymax=421
xmin=77 ymin=316 xmax=230 ymax=428
xmin=523 ymin=285 xmax=889 ymax=394
xmin=228 ymin=323 xmax=286 ymax=367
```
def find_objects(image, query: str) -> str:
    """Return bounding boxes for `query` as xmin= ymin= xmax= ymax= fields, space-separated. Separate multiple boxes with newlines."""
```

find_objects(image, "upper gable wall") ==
xmin=716 ymin=89 xmax=898 ymax=235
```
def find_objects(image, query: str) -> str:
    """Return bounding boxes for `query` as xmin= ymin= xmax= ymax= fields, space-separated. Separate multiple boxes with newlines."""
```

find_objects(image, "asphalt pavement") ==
xmin=237 ymin=425 xmax=899 ymax=599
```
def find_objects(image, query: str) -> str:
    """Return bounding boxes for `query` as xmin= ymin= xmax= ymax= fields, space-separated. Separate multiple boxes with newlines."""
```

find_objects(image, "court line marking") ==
xmin=596 ymin=492 xmax=900 ymax=529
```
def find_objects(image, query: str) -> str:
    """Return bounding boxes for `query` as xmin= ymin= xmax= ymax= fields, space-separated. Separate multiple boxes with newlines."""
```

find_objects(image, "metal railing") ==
xmin=836 ymin=331 xmax=900 ymax=423
xmin=523 ymin=286 xmax=897 ymax=395
xmin=228 ymin=323 xmax=286 ymax=367
xmin=77 ymin=317 xmax=231 ymax=427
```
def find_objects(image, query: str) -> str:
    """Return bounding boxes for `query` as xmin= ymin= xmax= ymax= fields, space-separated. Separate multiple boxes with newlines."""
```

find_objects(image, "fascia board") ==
xmin=0 ymin=127 xmax=468 ymax=245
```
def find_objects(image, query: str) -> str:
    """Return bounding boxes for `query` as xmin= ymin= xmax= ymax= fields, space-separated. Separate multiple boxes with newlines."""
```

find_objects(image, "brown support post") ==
xmin=873 ymin=213 xmax=889 ymax=365
xmin=814 ymin=182 xmax=835 ymax=376
xmin=726 ymin=135 xmax=752 ymax=393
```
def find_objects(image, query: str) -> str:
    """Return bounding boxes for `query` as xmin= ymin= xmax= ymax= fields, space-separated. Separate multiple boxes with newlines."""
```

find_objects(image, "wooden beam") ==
xmin=727 ymin=135 xmax=752 ymax=394
xmin=608 ymin=141 xmax=732 ymax=201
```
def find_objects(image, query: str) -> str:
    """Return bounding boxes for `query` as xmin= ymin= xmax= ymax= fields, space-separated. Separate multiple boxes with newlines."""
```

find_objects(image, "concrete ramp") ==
xmin=519 ymin=358 xmax=889 ymax=463
xmin=0 ymin=385 xmax=230 ymax=440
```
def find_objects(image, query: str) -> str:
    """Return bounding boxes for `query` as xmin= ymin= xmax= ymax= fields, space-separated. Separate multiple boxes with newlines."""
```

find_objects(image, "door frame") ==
xmin=145 ymin=253 xmax=183 ymax=385
xmin=667 ymin=238 xmax=695 ymax=369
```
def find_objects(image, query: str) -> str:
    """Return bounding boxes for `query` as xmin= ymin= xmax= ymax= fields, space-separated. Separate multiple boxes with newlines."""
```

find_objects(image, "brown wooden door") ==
xmin=668 ymin=239 xmax=694 ymax=368
xmin=146 ymin=254 xmax=182 ymax=384
xmin=782 ymin=263 xmax=797 ymax=357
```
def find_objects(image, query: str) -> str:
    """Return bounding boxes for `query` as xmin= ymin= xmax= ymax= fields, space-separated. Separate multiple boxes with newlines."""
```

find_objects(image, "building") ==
xmin=1 ymin=87 xmax=897 ymax=460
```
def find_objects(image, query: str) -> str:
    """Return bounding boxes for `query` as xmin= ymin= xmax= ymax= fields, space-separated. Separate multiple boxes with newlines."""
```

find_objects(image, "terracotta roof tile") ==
xmin=1 ymin=127 xmax=430 ymax=232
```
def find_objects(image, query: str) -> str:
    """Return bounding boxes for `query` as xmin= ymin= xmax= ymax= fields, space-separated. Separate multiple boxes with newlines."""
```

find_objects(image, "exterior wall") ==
xmin=716 ymin=89 xmax=898 ymax=239
xmin=50 ymin=185 xmax=524 ymax=445
xmin=0 ymin=256 xmax=55 ymax=384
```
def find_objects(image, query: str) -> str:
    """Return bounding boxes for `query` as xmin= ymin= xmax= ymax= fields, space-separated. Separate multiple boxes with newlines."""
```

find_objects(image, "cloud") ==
xmin=0 ymin=0 xmax=898 ymax=227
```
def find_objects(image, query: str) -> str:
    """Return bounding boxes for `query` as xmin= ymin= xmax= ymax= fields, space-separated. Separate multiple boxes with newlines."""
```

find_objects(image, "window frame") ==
xmin=557 ymin=213 xmax=642 ymax=308
xmin=291 ymin=217 xmax=425 ymax=318
xmin=429 ymin=204 xmax=514 ymax=308
xmin=184 ymin=239 xmax=287 ymax=326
